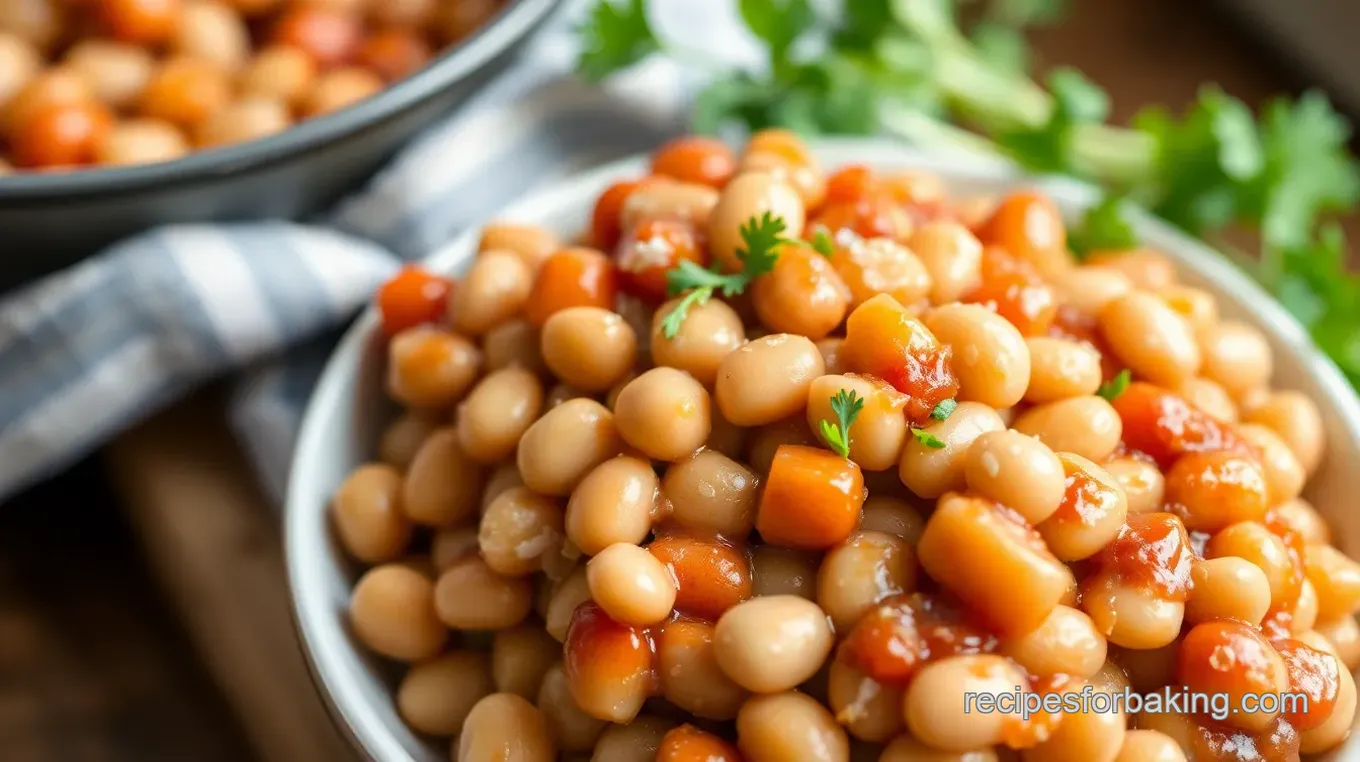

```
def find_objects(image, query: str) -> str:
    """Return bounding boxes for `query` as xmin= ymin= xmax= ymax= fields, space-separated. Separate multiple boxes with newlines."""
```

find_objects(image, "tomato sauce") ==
xmin=1092 ymin=513 xmax=1195 ymax=601
xmin=843 ymin=593 xmax=998 ymax=684
xmin=1112 ymin=382 xmax=1249 ymax=469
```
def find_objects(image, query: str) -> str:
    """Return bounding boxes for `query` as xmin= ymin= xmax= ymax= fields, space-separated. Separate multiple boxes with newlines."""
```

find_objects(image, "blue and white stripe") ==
xmin=0 ymin=0 xmax=760 ymax=503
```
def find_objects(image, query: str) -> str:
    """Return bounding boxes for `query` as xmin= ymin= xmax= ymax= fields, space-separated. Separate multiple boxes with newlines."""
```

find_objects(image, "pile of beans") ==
xmin=0 ymin=0 xmax=503 ymax=172
xmin=333 ymin=129 xmax=1360 ymax=762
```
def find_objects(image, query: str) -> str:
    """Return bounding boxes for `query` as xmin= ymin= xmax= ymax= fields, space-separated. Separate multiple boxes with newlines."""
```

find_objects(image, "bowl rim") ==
xmin=285 ymin=138 xmax=1360 ymax=762
xmin=0 ymin=0 xmax=562 ymax=202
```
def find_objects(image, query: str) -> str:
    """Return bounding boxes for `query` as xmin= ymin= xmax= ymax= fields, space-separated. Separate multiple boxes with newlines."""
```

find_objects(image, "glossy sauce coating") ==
xmin=336 ymin=141 xmax=1357 ymax=762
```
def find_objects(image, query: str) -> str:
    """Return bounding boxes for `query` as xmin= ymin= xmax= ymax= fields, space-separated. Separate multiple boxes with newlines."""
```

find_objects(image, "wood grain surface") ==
xmin=0 ymin=458 xmax=254 ymax=762
xmin=104 ymin=390 xmax=360 ymax=762
xmin=1 ymin=1 xmax=1346 ymax=761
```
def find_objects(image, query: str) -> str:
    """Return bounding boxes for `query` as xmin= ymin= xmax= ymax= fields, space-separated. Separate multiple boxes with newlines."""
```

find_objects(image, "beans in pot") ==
xmin=338 ymin=144 xmax=1358 ymax=761
xmin=0 ymin=0 xmax=507 ymax=172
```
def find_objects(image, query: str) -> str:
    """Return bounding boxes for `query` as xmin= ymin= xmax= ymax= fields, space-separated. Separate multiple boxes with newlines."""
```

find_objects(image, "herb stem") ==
xmin=877 ymin=100 xmax=1008 ymax=160
xmin=1068 ymin=124 xmax=1158 ymax=189
xmin=934 ymin=47 xmax=1052 ymax=133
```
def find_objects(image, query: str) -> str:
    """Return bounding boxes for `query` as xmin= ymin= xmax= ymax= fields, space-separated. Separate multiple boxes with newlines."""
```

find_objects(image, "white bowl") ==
xmin=285 ymin=139 xmax=1360 ymax=762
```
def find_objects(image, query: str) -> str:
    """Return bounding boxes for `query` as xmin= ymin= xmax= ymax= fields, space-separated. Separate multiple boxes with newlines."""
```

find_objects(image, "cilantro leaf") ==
xmin=930 ymin=399 xmax=957 ymax=422
xmin=997 ymin=68 xmax=1109 ymax=173
xmin=576 ymin=0 xmax=660 ymax=83
xmin=665 ymin=259 xmax=736 ymax=297
xmin=820 ymin=389 xmax=866 ymax=458
xmin=1097 ymin=369 xmax=1132 ymax=402
xmin=1134 ymin=87 xmax=1262 ymax=235
xmin=659 ymin=288 xmax=712 ymax=340
xmin=734 ymin=211 xmax=790 ymax=285
xmin=1070 ymin=194 xmax=1138 ymax=257
xmin=692 ymin=76 xmax=772 ymax=135
xmin=1275 ymin=224 xmax=1360 ymax=386
xmin=659 ymin=212 xmax=795 ymax=336
xmin=912 ymin=429 xmax=947 ymax=449
xmin=1242 ymin=92 xmax=1360 ymax=281
xmin=738 ymin=0 xmax=814 ymax=67
xmin=837 ymin=0 xmax=896 ymax=49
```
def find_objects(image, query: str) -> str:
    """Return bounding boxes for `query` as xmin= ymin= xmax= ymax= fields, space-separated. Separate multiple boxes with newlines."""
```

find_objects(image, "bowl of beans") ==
xmin=285 ymin=131 xmax=1360 ymax=762
xmin=0 ymin=0 xmax=559 ymax=292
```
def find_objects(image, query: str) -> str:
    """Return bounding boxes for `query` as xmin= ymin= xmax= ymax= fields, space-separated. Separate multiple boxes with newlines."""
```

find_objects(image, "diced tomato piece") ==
xmin=1090 ymin=512 xmax=1194 ymax=601
xmin=809 ymin=192 xmax=912 ymax=241
xmin=755 ymin=445 xmax=864 ymax=551
xmin=616 ymin=217 xmax=707 ymax=302
xmin=824 ymin=164 xmax=876 ymax=205
xmin=840 ymin=294 xmax=958 ymax=426
xmin=843 ymin=593 xmax=998 ymax=684
xmin=962 ymin=246 xmax=1057 ymax=336
xmin=375 ymin=265 xmax=453 ymax=336
xmin=563 ymin=602 xmax=657 ymax=723
xmin=975 ymin=189 xmax=1069 ymax=274
xmin=1112 ymin=382 xmax=1248 ymax=468
xmin=592 ymin=178 xmax=650 ymax=250
xmin=647 ymin=533 xmax=752 ymax=620
xmin=525 ymin=247 xmax=619 ymax=327
xmin=651 ymin=136 xmax=737 ymax=188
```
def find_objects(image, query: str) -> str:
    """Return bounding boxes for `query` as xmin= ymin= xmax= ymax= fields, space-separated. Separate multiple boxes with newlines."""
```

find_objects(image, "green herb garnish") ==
xmin=661 ymin=211 xmax=792 ymax=337
xmin=819 ymin=389 xmax=865 ymax=458
xmin=1069 ymin=195 xmax=1139 ymax=258
xmin=912 ymin=428 xmax=948 ymax=449
xmin=809 ymin=227 xmax=836 ymax=258
xmin=929 ymin=398 xmax=958 ymax=422
xmin=1097 ymin=369 xmax=1132 ymax=402
xmin=577 ymin=0 xmax=1360 ymax=389
xmin=577 ymin=0 xmax=660 ymax=83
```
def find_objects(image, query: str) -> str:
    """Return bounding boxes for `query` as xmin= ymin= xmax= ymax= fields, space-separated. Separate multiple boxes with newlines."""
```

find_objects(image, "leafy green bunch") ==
xmin=578 ymin=0 xmax=1360 ymax=388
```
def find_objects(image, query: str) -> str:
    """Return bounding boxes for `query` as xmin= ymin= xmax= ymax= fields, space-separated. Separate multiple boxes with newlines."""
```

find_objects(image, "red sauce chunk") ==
xmin=1274 ymin=639 xmax=1341 ymax=732
xmin=843 ymin=593 xmax=998 ymax=684
xmin=1052 ymin=454 xmax=1124 ymax=526
xmin=616 ymin=217 xmax=707 ymax=303
xmin=1112 ymin=382 xmax=1248 ymax=469
xmin=1092 ymin=512 xmax=1194 ymax=601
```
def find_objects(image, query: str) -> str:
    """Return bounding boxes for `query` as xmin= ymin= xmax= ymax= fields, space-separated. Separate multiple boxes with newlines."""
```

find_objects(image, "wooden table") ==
xmin=34 ymin=0 xmax=1350 ymax=759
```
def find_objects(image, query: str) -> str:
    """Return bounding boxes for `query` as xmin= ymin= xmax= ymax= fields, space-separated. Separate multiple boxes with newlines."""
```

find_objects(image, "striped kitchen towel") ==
xmin=0 ymin=0 xmax=766 ymax=503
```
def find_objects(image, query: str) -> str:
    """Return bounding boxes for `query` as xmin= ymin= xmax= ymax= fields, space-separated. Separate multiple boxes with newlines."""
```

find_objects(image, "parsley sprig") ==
xmin=819 ymin=389 xmax=865 ymax=458
xmin=576 ymin=0 xmax=1360 ymax=390
xmin=661 ymin=211 xmax=828 ymax=337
